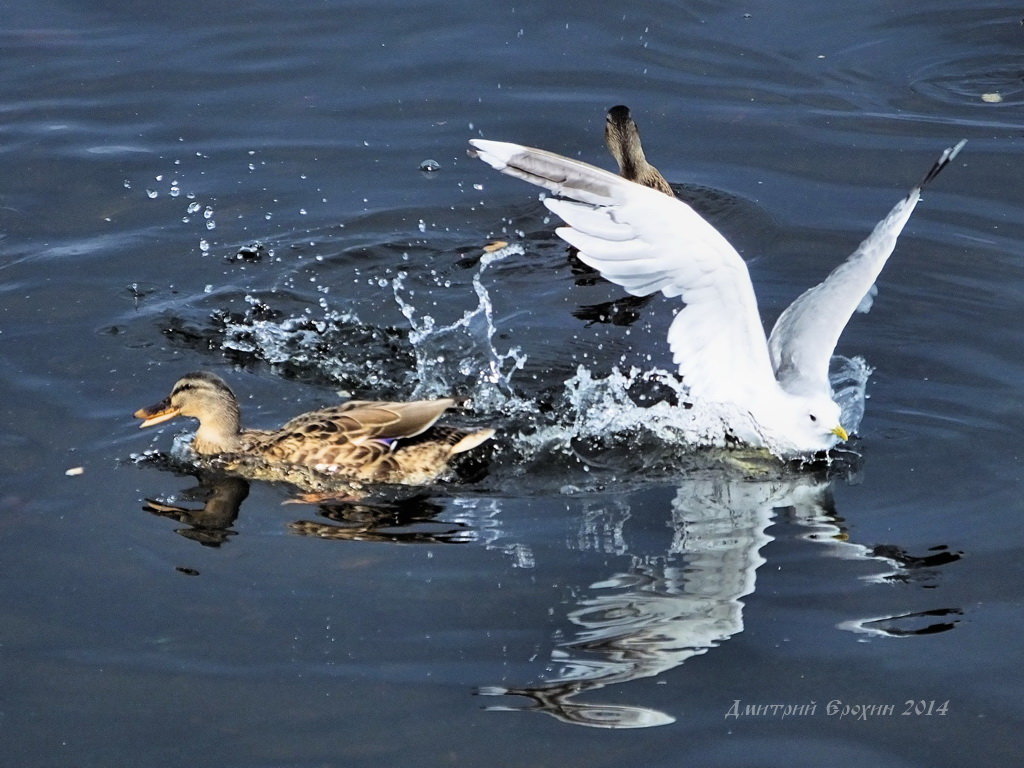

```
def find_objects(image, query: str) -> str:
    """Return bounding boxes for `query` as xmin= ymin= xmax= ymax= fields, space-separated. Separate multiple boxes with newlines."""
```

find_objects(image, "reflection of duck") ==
xmin=471 ymin=135 xmax=965 ymax=456
xmin=289 ymin=497 xmax=475 ymax=544
xmin=134 ymin=371 xmax=494 ymax=485
xmin=604 ymin=105 xmax=673 ymax=196
xmin=139 ymin=467 xmax=484 ymax=546
xmin=143 ymin=474 xmax=248 ymax=547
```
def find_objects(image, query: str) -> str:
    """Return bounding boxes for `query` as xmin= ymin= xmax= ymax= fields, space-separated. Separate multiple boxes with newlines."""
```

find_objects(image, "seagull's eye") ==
xmin=809 ymin=414 xmax=818 ymax=422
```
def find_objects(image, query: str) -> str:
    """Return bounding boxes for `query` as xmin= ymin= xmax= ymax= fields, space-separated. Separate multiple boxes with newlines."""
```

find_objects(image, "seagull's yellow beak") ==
xmin=830 ymin=425 xmax=849 ymax=442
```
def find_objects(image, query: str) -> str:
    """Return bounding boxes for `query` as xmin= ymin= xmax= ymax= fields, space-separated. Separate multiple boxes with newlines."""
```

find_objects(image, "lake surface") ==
xmin=2 ymin=1 xmax=1022 ymax=765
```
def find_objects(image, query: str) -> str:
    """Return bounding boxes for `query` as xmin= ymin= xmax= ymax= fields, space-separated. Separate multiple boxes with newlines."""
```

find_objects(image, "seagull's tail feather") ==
xmin=468 ymin=139 xmax=631 ymax=207
xmin=918 ymin=139 xmax=967 ymax=189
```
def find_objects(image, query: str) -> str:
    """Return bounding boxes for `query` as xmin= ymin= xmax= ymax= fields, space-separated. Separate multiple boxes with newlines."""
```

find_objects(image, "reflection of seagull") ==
xmin=471 ymin=137 xmax=965 ymax=457
xmin=480 ymin=471 xmax=826 ymax=728
xmin=479 ymin=466 xmax=961 ymax=727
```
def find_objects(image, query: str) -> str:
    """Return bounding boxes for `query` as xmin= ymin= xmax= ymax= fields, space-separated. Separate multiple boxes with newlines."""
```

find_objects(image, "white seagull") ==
xmin=470 ymin=136 xmax=965 ymax=457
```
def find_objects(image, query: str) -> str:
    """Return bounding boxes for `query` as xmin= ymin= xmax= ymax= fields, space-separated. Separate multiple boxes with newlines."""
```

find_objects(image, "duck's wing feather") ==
xmin=470 ymin=138 xmax=778 ymax=405
xmin=278 ymin=398 xmax=456 ymax=444
xmin=767 ymin=140 xmax=965 ymax=397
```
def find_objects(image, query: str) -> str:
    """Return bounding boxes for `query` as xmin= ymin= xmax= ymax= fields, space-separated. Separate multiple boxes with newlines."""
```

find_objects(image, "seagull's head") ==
xmin=743 ymin=392 xmax=851 ymax=456
xmin=802 ymin=395 xmax=849 ymax=448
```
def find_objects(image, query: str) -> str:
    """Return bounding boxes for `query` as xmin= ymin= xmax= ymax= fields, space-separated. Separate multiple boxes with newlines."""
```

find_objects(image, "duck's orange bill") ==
xmin=134 ymin=398 xmax=181 ymax=429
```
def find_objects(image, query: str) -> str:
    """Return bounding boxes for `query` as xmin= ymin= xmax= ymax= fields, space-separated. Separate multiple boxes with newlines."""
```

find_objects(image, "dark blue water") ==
xmin=2 ymin=1 xmax=1023 ymax=765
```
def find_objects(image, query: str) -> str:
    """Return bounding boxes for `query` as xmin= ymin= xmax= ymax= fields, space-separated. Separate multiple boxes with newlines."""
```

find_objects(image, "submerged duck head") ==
xmin=134 ymin=371 xmax=243 ymax=453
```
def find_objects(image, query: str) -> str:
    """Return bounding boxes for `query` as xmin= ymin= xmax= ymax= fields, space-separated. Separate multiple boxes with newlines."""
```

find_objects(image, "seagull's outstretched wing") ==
xmin=767 ymin=140 xmax=966 ymax=397
xmin=470 ymin=139 xmax=778 ymax=405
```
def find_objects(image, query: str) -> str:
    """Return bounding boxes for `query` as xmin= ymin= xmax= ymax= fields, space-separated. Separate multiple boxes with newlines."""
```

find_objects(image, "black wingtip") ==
xmin=919 ymin=139 xmax=967 ymax=188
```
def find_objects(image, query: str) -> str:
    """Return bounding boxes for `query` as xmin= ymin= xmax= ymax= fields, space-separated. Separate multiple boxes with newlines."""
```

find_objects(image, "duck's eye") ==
xmin=809 ymin=414 xmax=818 ymax=422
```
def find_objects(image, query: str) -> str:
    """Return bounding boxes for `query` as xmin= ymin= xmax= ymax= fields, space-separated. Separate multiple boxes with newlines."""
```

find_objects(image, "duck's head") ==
xmin=604 ymin=105 xmax=645 ymax=171
xmin=135 ymin=371 xmax=242 ymax=453
xmin=604 ymin=105 xmax=674 ymax=196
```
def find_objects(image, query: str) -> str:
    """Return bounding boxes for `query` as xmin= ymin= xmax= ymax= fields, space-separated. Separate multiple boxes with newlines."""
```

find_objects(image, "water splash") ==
xmin=209 ymin=239 xmax=869 ymax=474
xmin=830 ymin=355 xmax=872 ymax=436
xmin=392 ymin=243 xmax=528 ymax=410
xmin=221 ymin=303 xmax=357 ymax=366
xmin=507 ymin=355 xmax=869 ymax=469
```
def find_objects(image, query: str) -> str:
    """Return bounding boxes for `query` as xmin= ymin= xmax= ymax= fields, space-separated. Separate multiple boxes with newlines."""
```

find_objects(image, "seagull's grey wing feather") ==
xmin=470 ymin=139 xmax=779 ymax=406
xmin=471 ymin=140 xmax=628 ymax=207
xmin=768 ymin=140 xmax=966 ymax=397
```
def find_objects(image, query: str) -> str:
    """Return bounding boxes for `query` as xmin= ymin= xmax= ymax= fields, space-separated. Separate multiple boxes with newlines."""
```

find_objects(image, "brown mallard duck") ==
xmin=134 ymin=371 xmax=494 ymax=486
xmin=604 ymin=105 xmax=674 ymax=196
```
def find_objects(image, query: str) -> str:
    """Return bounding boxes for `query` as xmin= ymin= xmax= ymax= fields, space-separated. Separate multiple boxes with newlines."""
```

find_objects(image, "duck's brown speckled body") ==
xmin=604 ymin=105 xmax=674 ymax=196
xmin=134 ymin=371 xmax=494 ymax=486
